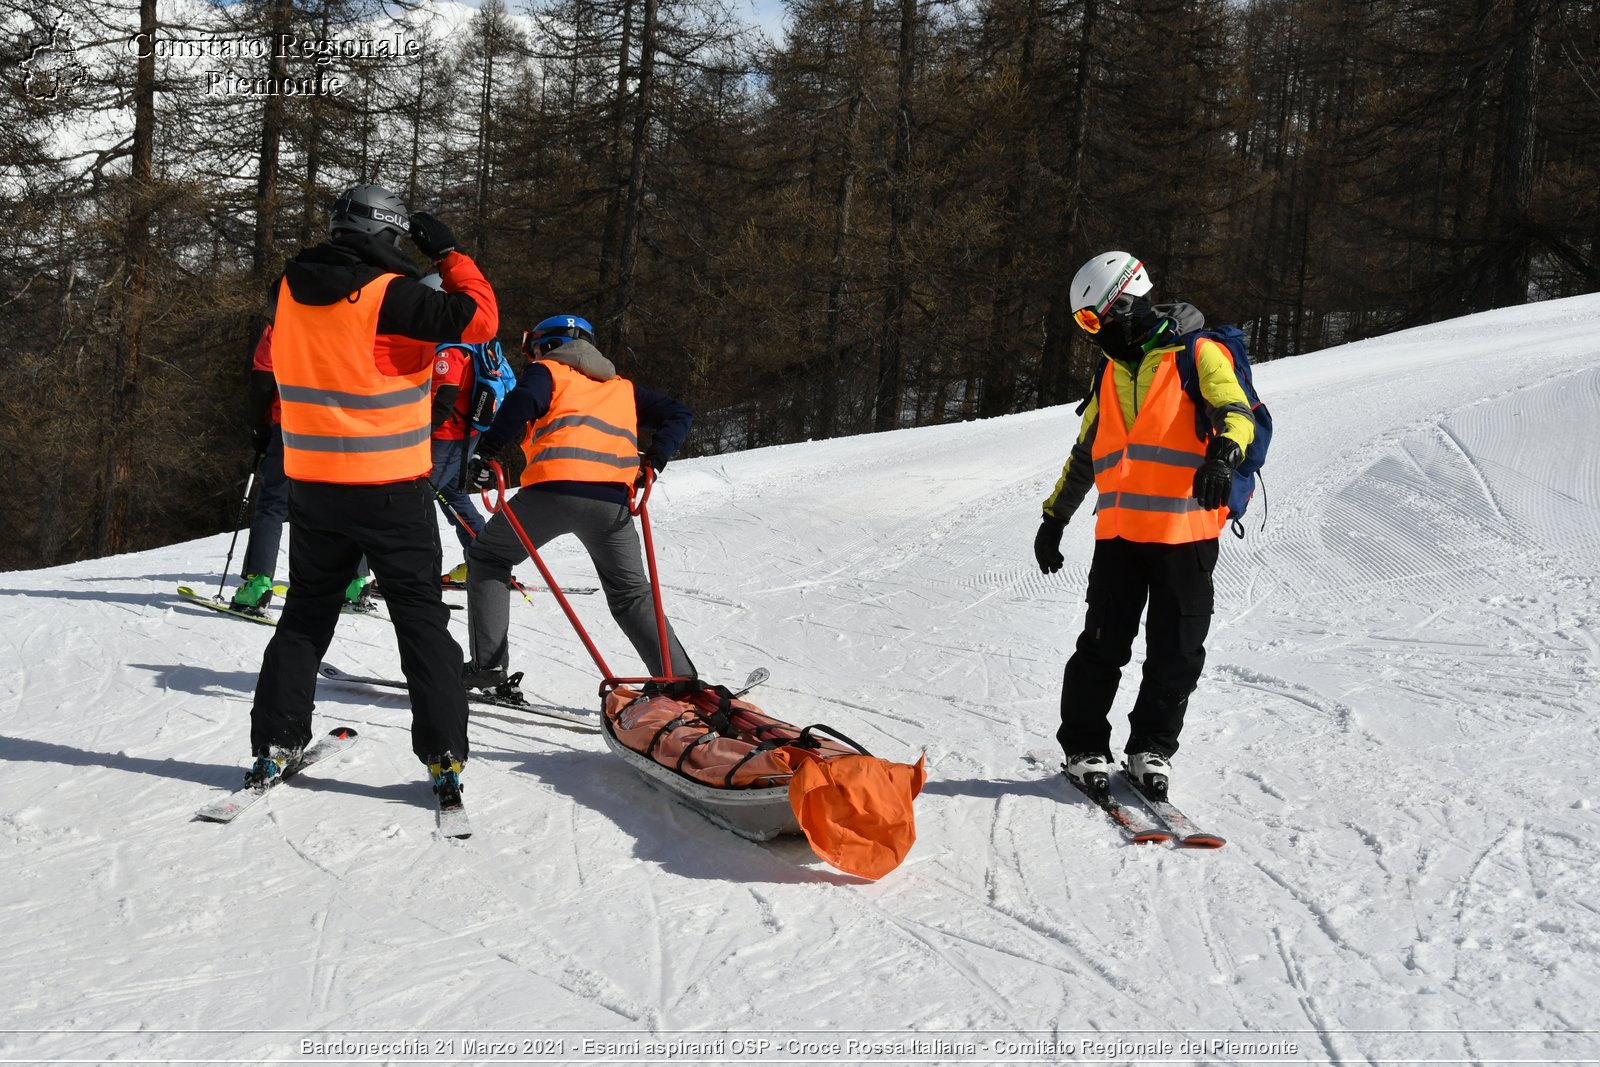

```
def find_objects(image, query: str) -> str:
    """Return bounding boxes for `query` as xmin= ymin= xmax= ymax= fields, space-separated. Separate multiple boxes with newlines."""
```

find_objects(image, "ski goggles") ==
xmin=521 ymin=324 xmax=590 ymax=358
xmin=519 ymin=328 xmax=563 ymax=358
xmin=1073 ymin=292 xmax=1137 ymax=335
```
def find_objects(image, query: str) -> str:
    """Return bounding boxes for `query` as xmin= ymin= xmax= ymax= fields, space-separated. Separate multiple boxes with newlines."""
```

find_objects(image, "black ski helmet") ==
xmin=330 ymin=184 xmax=410 ymax=245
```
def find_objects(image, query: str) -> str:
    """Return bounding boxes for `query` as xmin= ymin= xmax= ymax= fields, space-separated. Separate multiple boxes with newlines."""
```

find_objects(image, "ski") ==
xmin=317 ymin=663 xmax=601 ymax=731
xmin=194 ymin=726 xmax=359 ymax=823
xmin=439 ymin=580 xmax=599 ymax=595
xmin=731 ymin=666 xmax=770 ymax=699
xmin=176 ymin=585 xmax=276 ymax=626
xmin=1062 ymin=768 xmax=1175 ymax=845
xmin=437 ymin=793 xmax=472 ymax=839
xmin=1120 ymin=771 xmax=1227 ymax=849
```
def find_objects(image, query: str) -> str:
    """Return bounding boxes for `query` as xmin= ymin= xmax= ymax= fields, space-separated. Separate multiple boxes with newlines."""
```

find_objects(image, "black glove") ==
xmin=408 ymin=211 xmax=457 ymax=261
xmin=1193 ymin=437 xmax=1243 ymax=511
xmin=1033 ymin=514 xmax=1067 ymax=574
xmin=250 ymin=424 xmax=271 ymax=455
xmin=634 ymin=454 xmax=665 ymax=490
xmin=465 ymin=452 xmax=497 ymax=491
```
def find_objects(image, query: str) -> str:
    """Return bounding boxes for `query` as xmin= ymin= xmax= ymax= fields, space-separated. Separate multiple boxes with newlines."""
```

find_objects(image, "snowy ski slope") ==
xmin=1 ymin=296 xmax=1598 ymax=1065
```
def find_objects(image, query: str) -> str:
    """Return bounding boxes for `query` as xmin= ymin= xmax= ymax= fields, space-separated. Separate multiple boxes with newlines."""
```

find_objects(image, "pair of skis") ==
xmin=1061 ymin=763 xmax=1226 ymax=849
xmin=193 ymin=727 xmax=471 ymax=838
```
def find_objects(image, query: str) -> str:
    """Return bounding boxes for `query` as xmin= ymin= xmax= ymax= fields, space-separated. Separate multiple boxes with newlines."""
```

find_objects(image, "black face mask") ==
xmin=1089 ymin=296 xmax=1163 ymax=361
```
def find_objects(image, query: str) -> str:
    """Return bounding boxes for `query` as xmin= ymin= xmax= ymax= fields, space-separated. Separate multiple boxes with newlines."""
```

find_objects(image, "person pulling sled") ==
xmin=463 ymin=314 xmax=698 ymax=701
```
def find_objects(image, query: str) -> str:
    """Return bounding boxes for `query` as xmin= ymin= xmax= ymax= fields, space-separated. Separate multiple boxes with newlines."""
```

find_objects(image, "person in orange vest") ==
xmin=461 ymin=314 xmax=696 ymax=702
xmin=245 ymin=184 xmax=497 ymax=812
xmin=232 ymin=323 xmax=372 ymax=616
xmin=1035 ymin=251 xmax=1256 ymax=802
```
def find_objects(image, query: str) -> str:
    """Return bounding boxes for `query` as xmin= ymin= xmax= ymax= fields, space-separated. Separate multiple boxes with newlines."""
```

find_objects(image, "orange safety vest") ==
xmin=518 ymin=360 xmax=640 ymax=487
xmin=1090 ymin=350 xmax=1228 ymax=544
xmin=273 ymin=273 xmax=434 ymax=485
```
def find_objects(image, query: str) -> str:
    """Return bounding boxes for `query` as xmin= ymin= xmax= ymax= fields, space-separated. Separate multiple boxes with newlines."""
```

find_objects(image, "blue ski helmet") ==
xmin=525 ymin=314 xmax=595 ymax=357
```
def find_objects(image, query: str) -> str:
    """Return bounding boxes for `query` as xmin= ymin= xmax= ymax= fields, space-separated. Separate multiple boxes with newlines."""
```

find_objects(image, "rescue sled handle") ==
xmin=632 ymin=464 xmax=677 ymax=683
xmin=480 ymin=459 xmax=692 ymax=695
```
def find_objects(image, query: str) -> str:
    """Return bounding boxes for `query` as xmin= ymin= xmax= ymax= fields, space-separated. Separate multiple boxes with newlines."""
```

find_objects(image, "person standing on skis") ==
xmin=461 ymin=315 xmax=696 ymax=701
xmin=245 ymin=185 xmax=496 ymax=810
xmin=1034 ymin=251 xmax=1255 ymax=801
xmin=229 ymin=324 xmax=290 ymax=616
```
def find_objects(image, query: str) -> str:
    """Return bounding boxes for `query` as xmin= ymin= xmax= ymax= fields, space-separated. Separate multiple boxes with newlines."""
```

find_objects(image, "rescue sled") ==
xmin=479 ymin=463 xmax=925 ymax=878
xmin=598 ymin=678 xmax=868 ymax=841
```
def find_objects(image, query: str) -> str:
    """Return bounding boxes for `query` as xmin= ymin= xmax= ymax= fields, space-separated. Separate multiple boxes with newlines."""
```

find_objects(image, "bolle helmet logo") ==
xmin=370 ymin=207 xmax=406 ymax=227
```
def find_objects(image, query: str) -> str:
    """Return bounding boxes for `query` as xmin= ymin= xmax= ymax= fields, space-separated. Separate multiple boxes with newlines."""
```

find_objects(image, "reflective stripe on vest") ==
xmin=274 ymin=273 xmax=434 ymax=484
xmin=1090 ymin=353 xmax=1227 ymax=543
xmin=519 ymin=361 xmax=639 ymax=487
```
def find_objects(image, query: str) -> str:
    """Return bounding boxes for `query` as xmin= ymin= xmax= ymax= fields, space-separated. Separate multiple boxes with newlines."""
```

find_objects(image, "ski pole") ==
xmin=425 ymin=476 xmax=539 ymax=608
xmin=215 ymin=448 xmax=264 ymax=600
xmin=479 ymin=461 xmax=617 ymax=684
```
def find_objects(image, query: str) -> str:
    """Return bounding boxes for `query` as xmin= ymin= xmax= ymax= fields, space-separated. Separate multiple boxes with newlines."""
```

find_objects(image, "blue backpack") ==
xmin=1173 ymin=325 xmax=1273 ymax=534
xmin=439 ymin=340 xmax=516 ymax=433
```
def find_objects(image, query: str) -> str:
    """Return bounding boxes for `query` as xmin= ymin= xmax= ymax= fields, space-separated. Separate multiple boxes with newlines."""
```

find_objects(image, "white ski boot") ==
xmin=1125 ymin=751 xmax=1172 ymax=801
xmin=1065 ymin=752 xmax=1115 ymax=796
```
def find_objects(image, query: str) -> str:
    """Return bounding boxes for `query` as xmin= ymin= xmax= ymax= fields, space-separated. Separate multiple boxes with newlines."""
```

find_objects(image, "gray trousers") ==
xmin=465 ymin=489 xmax=696 ymax=679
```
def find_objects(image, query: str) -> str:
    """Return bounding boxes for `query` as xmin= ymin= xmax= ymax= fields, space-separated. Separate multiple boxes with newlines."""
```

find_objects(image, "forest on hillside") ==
xmin=1 ymin=0 xmax=1596 ymax=570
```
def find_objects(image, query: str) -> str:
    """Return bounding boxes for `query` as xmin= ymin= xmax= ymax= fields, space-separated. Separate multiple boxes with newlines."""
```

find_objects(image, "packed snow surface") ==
xmin=3 ymin=297 xmax=1598 ymax=1065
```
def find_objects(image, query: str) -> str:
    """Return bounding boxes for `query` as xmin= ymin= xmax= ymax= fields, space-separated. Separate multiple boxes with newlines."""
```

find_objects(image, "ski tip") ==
xmin=1179 ymin=834 xmax=1227 ymax=849
xmin=1131 ymin=830 xmax=1176 ymax=846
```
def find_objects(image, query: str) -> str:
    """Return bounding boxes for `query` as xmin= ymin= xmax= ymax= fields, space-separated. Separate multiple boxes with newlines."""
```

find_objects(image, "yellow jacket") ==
xmin=1044 ymin=314 xmax=1255 ymax=524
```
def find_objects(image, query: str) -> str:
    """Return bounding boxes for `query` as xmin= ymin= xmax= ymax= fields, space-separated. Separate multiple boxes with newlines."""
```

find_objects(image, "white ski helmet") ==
xmin=1069 ymin=251 xmax=1152 ymax=333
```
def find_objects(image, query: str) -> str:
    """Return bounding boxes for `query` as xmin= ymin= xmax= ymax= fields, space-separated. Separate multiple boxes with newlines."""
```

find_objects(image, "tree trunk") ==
xmin=600 ymin=0 xmax=637 ymax=291
xmin=876 ymin=0 xmax=918 ymax=431
xmin=97 ymin=0 xmax=157 ymax=555
xmin=252 ymin=0 xmax=292 ymax=278
xmin=1040 ymin=0 xmax=1097 ymax=407
xmin=822 ymin=0 xmax=873 ymax=438
xmin=606 ymin=0 xmax=658 ymax=359
xmin=1488 ymin=0 xmax=1543 ymax=308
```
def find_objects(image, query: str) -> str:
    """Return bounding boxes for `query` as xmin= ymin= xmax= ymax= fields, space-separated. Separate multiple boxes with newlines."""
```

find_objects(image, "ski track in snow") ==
xmin=2 ymin=297 xmax=1600 ymax=1062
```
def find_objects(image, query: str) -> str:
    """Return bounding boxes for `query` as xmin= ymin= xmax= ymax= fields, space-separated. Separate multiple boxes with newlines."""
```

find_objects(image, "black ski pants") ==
xmin=1057 ymin=536 xmax=1219 ymax=760
xmin=251 ymin=478 xmax=469 ymax=765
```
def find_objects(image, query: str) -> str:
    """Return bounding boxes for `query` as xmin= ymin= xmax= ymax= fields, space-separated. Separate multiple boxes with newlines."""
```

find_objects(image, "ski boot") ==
xmin=461 ymin=661 xmax=505 ymax=691
xmin=243 ymin=744 xmax=303 ymax=790
xmin=343 ymin=576 xmax=378 ymax=615
xmin=442 ymin=562 xmax=469 ymax=588
xmin=428 ymin=754 xmax=465 ymax=808
xmin=230 ymin=573 xmax=275 ymax=616
xmin=1065 ymin=752 xmax=1115 ymax=799
xmin=1124 ymin=752 xmax=1172 ymax=801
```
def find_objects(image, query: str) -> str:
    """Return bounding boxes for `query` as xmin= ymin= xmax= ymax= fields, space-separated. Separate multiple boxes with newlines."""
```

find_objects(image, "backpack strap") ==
xmin=1075 ymin=356 xmax=1109 ymax=416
